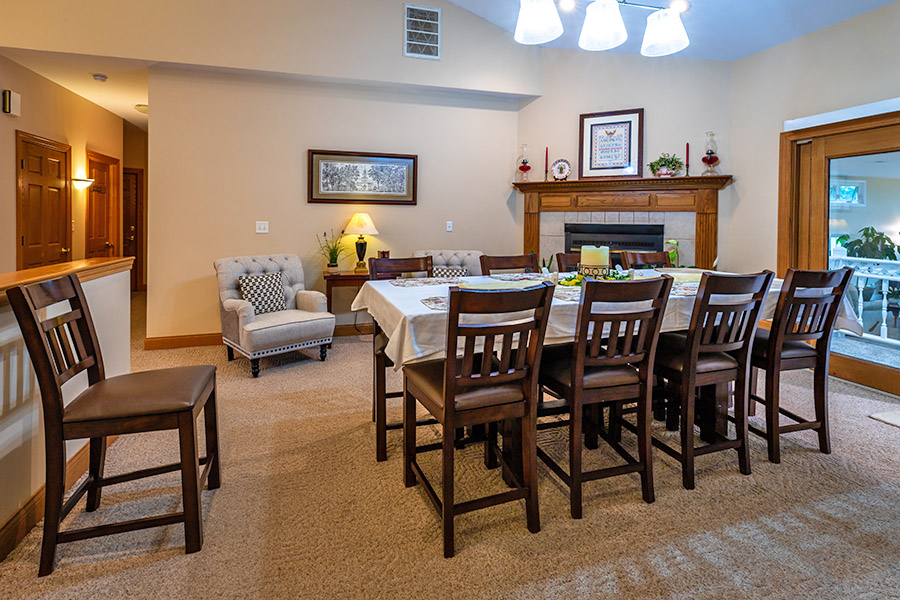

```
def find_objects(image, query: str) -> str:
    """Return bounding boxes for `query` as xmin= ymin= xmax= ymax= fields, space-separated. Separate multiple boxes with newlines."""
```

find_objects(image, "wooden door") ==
xmin=85 ymin=150 xmax=120 ymax=258
xmin=16 ymin=131 xmax=72 ymax=270
xmin=779 ymin=112 xmax=900 ymax=395
xmin=123 ymin=168 xmax=144 ymax=291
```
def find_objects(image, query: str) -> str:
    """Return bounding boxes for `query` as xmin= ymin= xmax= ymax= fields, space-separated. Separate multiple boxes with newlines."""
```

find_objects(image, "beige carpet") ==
xmin=2 ymin=294 xmax=900 ymax=599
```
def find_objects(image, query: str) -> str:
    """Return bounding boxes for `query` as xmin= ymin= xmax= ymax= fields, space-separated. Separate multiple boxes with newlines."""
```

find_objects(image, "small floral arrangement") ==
xmin=316 ymin=229 xmax=349 ymax=265
xmin=648 ymin=153 xmax=685 ymax=177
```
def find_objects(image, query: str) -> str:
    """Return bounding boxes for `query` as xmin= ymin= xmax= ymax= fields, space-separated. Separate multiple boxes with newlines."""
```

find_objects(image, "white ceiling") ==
xmin=0 ymin=48 xmax=153 ymax=130
xmin=448 ymin=0 xmax=899 ymax=60
xmin=832 ymin=152 xmax=900 ymax=179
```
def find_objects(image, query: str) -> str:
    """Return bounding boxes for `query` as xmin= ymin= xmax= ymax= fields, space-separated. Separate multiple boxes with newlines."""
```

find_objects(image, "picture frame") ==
xmin=308 ymin=150 xmax=417 ymax=205
xmin=578 ymin=108 xmax=644 ymax=179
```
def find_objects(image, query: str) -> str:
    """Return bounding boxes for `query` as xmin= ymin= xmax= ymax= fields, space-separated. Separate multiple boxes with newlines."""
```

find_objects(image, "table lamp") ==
xmin=344 ymin=212 xmax=379 ymax=273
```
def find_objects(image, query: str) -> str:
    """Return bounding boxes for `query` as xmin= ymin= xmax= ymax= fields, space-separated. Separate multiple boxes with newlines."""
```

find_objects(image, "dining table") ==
xmin=350 ymin=268 xmax=862 ymax=480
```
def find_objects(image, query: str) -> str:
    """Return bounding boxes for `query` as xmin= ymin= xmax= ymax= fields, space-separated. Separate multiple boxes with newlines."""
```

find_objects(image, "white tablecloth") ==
xmin=351 ymin=271 xmax=862 ymax=368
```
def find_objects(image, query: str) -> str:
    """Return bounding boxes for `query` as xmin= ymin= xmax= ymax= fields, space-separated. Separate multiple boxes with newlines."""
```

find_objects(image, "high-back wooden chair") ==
xmin=747 ymin=267 xmax=853 ymax=463
xmin=479 ymin=253 xmax=540 ymax=275
xmin=538 ymin=276 xmax=673 ymax=518
xmin=620 ymin=251 xmax=672 ymax=270
xmin=367 ymin=256 xmax=434 ymax=461
xmin=7 ymin=274 xmax=220 ymax=576
xmin=402 ymin=282 xmax=554 ymax=557
xmin=555 ymin=252 xmax=580 ymax=273
xmin=653 ymin=271 xmax=774 ymax=489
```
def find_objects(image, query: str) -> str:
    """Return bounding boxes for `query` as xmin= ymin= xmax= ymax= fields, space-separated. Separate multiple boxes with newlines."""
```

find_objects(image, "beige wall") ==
xmin=727 ymin=1 xmax=900 ymax=273
xmin=0 ymin=0 xmax=540 ymax=98
xmin=147 ymin=67 xmax=521 ymax=336
xmin=123 ymin=121 xmax=149 ymax=286
xmin=0 ymin=55 xmax=123 ymax=273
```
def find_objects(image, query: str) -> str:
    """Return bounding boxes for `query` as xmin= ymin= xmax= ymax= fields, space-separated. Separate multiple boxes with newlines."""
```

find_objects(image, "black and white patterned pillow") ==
xmin=238 ymin=273 xmax=286 ymax=315
xmin=433 ymin=266 xmax=468 ymax=278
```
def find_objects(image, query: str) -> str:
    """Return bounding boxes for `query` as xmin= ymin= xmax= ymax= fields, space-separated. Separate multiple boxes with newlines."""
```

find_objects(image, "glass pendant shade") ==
xmin=514 ymin=0 xmax=564 ymax=45
xmin=640 ymin=8 xmax=690 ymax=57
xmin=578 ymin=0 xmax=627 ymax=51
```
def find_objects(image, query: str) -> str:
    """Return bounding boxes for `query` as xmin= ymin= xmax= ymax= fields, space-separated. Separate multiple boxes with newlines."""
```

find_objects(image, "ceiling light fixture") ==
xmin=579 ymin=0 xmax=627 ymax=51
xmin=558 ymin=0 xmax=576 ymax=11
xmin=133 ymin=103 xmax=149 ymax=114
xmin=514 ymin=0 xmax=564 ymax=45
xmin=640 ymin=6 xmax=689 ymax=57
xmin=92 ymin=73 xmax=108 ymax=82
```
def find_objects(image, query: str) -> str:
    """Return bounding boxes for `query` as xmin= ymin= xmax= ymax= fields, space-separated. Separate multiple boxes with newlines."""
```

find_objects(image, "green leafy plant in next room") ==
xmin=836 ymin=227 xmax=898 ymax=260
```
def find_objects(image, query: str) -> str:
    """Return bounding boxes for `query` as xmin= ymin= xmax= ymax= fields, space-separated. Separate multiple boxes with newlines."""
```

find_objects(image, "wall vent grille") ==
xmin=404 ymin=4 xmax=441 ymax=60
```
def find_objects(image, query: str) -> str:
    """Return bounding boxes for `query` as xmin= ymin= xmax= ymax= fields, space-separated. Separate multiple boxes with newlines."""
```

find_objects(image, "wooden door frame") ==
xmin=123 ymin=167 xmax=145 ymax=291
xmin=778 ymin=109 xmax=900 ymax=396
xmin=86 ymin=149 xmax=121 ymax=258
xmin=15 ymin=131 xmax=72 ymax=271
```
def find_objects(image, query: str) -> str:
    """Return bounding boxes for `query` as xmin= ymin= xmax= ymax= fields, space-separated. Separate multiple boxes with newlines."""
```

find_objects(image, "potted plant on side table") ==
xmin=317 ymin=229 xmax=349 ymax=274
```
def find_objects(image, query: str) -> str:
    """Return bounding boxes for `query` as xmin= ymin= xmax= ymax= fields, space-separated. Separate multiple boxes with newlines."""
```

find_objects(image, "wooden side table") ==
xmin=324 ymin=270 xmax=369 ymax=313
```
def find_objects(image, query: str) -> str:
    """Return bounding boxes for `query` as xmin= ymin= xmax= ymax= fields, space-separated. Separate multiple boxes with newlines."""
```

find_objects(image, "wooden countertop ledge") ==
xmin=0 ymin=257 xmax=135 ymax=298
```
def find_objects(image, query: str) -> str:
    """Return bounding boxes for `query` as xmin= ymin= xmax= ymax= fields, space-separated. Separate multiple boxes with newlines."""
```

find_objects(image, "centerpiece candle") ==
xmin=580 ymin=245 xmax=609 ymax=267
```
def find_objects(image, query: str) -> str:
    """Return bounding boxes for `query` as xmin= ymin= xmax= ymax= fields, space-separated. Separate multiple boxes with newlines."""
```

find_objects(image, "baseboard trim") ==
xmin=0 ymin=436 xmax=118 ymax=562
xmin=334 ymin=323 xmax=374 ymax=337
xmin=144 ymin=333 xmax=223 ymax=350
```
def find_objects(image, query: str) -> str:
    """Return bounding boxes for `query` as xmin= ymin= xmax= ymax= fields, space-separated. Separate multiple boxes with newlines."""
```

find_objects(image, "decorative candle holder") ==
xmin=516 ymin=144 xmax=532 ymax=182
xmin=701 ymin=131 xmax=720 ymax=176
xmin=578 ymin=264 xmax=610 ymax=278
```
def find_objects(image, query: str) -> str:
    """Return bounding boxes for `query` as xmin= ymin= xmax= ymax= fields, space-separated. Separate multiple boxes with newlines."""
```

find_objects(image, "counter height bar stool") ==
xmin=368 ymin=256 xmax=435 ymax=461
xmin=653 ymin=271 xmax=773 ymax=489
xmin=7 ymin=274 xmax=220 ymax=576
xmin=743 ymin=267 xmax=853 ymax=463
xmin=538 ymin=275 xmax=673 ymax=518
xmin=403 ymin=282 xmax=554 ymax=557
xmin=480 ymin=254 xmax=540 ymax=275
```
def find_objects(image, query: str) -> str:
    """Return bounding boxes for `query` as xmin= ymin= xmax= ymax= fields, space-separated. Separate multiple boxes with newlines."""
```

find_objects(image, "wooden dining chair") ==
xmin=555 ymin=252 xmax=580 ymax=273
xmin=652 ymin=271 xmax=773 ymax=489
xmin=620 ymin=251 xmax=672 ymax=270
xmin=403 ymin=282 xmax=554 ymax=557
xmin=537 ymin=276 xmax=673 ymax=518
xmin=745 ymin=267 xmax=853 ymax=463
xmin=479 ymin=253 xmax=540 ymax=275
xmin=367 ymin=255 xmax=434 ymax=461
xmin=7 ymin=274 xmax=220 ymax=576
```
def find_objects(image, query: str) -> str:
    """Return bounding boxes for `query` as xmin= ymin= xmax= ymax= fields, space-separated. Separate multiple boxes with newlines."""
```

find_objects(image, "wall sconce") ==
xmin=72 ymin=168 xmax=94 ymax=190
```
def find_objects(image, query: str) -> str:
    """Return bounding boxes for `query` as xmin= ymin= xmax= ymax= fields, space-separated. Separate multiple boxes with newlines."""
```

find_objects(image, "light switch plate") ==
xmin=446 ymin=221 xmax=453 ymax=232
xmin=256 ymin=221 xmax=269 ymax=233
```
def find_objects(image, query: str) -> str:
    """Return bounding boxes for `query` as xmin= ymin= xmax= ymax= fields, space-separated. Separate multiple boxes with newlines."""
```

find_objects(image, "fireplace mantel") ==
xmin=514 ymin=175 xmax=732 ymax=269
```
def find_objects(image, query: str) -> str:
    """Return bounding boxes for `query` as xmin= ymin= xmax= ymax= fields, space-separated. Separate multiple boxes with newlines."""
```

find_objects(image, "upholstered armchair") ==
xmin=412 ymin=250 xmax=484 ymax=276
xmin=213 ymin=254 xmax=335 ymax=377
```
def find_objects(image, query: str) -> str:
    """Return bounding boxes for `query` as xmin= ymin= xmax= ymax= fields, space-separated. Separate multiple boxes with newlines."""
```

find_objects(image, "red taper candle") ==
xmin=545 ymin=147 xmax=549 ymax=178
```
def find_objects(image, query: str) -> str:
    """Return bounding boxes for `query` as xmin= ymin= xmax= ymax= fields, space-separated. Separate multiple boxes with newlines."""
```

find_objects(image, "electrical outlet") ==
xmin=446 ymin=221 xmax=453 ymax=232
xmin=256 ymin=221 xmax=269 ymax=234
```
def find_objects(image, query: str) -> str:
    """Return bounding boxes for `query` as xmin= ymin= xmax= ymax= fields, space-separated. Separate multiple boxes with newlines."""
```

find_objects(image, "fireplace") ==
xmin=565 ymin=224 xmax=664 ymax=267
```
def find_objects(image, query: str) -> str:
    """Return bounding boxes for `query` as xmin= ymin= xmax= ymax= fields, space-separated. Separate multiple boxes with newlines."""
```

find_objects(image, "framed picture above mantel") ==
xmin=308 ymin=150 xmax=417 ymax=205
xmin=578 ymin=108 xmax=644 ymax=179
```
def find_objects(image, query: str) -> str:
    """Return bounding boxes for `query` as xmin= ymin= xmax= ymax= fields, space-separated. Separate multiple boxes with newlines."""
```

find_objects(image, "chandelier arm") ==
xmin=618 ymin=0 xmax=665 ymax=11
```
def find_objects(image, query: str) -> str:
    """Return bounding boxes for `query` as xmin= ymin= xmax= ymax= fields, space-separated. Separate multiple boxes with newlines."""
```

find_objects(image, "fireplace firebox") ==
xmin=564 ymin=224 xmax=664 ymax=267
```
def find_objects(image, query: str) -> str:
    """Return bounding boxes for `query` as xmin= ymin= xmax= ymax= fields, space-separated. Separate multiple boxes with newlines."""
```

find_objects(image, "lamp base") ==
xmin=354 ymin=260 xmax=368 ymax=274
xmin=354 ymin=236 xmax=368 ymax=273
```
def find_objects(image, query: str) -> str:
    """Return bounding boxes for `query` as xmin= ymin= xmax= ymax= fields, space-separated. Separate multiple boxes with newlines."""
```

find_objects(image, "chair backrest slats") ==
xmin=573 ymin=277 xmax=673 ymax=376
xmin=368 ymin=256 xmax=434 ymax=280
xmin=443 ymin=283 xmax=553 ymax=405
xmin=555 ymin=253 xmax=580 ymax=273
xmin=480 ymin=254 xmax=540 ymax=275
xmin=620 ymin=251 xmax=672 ymax=270
xmin=6 ymin=274 xmax=106 ymax=426
xmin=686 ymin=271 xmax=773 ymax=362
xmin=769 ymin=267 xmax=853 ymax=352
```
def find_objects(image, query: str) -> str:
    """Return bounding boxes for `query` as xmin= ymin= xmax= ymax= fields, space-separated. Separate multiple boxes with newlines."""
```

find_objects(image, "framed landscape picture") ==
xmin=308 ymin=150 xmax=417 ymax=205
xmin=578 ymin=108 xmax=644 ymax=179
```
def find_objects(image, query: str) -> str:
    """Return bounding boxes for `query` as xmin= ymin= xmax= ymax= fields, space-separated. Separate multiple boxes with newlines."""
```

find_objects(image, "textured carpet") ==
xmin=2 ymin=294 xmax=900 ymax=599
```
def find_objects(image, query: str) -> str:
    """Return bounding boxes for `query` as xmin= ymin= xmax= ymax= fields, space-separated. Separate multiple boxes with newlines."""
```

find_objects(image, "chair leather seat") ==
xmin=63 ymin=366 xmax=216 ymax=423
xmin=404 ymin=359 xmax=523 ymax=412
xmin=655 ymin=333 xmax=738 ymax=374
xmin=751 ymin=328 xmax=818 ymax=361
xmin=539 ymin=343 xmax=640 ymax=390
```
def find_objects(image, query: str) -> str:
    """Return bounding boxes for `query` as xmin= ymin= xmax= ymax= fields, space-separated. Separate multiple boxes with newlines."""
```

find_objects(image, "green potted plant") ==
xmin=648 ymin=153 xmax=685 ymax=177
xmin=317 ymin=229 xmax=349 ymax=273
xmin=836 ymin=227 xmax=899 ymax=302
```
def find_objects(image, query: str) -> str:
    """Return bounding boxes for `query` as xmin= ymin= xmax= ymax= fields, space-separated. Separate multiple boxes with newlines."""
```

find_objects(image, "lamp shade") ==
xmin=640 ymin=8 xmax=690 ymax=57
xmin=514 ymin=0 xmax=563 ymax=45
xmin=344 ymin=212 xmax=379 ymax=236
xmin=579 ymin=0 xmax=627 ymax=51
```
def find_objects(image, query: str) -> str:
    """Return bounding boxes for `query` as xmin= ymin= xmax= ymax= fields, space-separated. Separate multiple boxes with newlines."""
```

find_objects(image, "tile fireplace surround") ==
xmin=513 ymin=176 xmax=732 ymax=270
